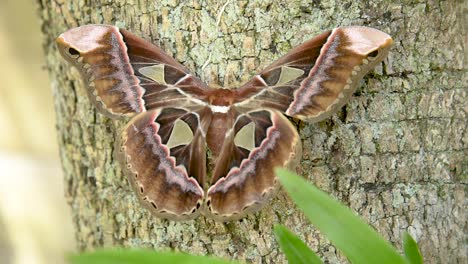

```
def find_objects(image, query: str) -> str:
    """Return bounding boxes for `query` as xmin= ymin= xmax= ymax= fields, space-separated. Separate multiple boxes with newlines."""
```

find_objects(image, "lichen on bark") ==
xmin=37 ymin=0 xmax=466 ymax=263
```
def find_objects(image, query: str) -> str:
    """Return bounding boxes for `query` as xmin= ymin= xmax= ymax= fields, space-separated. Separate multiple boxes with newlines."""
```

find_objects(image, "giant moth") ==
xmin=56 ymin=25 xmax=392 ymax=221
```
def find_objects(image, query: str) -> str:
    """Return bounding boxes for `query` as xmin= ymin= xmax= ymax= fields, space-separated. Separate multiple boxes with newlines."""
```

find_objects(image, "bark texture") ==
xmin=37 ymin=0 xmax=466 ymax=263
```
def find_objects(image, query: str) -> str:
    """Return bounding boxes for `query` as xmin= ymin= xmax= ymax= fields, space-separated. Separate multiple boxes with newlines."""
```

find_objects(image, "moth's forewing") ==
xmin=237 ymin=26 xmax=393 ymax=122
xmin=56 ymin=24 xmax=208 ymax=118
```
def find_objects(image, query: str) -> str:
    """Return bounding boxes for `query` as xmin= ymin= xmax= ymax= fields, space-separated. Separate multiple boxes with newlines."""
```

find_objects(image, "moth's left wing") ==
xmin=204 ymin=109 xmax=301 ymax=221
xmin=236 ymin=26 xmax=393 ymax=122
xmin=56 ymin=24 xmax=209 ymax=118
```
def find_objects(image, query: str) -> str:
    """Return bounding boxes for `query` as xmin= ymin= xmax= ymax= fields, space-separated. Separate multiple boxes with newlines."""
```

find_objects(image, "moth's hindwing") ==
xmin=116 ymin=108 xmax=206 ymax=220
xmin=205 ymin=109 xmax=302 ymax=221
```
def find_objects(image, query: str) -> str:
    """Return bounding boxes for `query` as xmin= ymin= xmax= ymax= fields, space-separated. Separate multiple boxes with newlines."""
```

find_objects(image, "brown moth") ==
xmin=56 ymin=25 xmax=393 ymax=221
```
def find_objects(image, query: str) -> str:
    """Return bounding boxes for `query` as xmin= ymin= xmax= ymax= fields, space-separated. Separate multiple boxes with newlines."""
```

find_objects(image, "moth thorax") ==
xmin=207 ymin=88 xmax=237 ymax=106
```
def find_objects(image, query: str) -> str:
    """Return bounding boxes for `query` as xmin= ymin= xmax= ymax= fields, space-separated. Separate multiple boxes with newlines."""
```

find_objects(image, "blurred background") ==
xmin=0 ymin=0 xmax=75 ymax=264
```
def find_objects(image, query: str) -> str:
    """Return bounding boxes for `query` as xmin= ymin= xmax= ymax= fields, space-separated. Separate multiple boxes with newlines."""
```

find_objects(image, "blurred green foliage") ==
xmin=403 ymin=232 xmax=423 ymax=264
xmin=274 ymin=225 xmax=322 ymax=264
xmin=70 ymin=249 xmax=239 ymax=264
xmin=70 ymin=169 xmax=423 ymax=264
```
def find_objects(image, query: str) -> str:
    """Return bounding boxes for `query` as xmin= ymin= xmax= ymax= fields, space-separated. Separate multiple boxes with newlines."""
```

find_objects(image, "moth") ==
xmin=56 ymin=25 xmax=392 ymax=221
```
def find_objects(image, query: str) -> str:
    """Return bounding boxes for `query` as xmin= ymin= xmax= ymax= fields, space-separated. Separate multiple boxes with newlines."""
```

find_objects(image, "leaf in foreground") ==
xmin=403 ymin=232 xmax=423 ymax=264
xmin=274 ymin=225 xmax=322 ymax=264
xmin=275 ymin=168 xmax=407 ymax=264
xmin=69 ymin=249 xmax=239 ymax=264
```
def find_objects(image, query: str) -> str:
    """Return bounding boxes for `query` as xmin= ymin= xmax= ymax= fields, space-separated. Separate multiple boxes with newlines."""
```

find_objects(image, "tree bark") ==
xmin=37 ymin=0 xmax=466 ymax=263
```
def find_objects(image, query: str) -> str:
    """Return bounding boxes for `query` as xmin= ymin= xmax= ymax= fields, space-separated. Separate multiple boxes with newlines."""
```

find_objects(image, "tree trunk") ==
xmin=37 ymin=0 xmax=466 ymax=263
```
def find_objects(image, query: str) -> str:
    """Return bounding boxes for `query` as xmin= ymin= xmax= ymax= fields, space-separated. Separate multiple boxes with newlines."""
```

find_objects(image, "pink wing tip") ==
xmin=56 ymin=24 xmax=118 ymax=54
xmin=339 ymin=26 xmax=393 ymax=55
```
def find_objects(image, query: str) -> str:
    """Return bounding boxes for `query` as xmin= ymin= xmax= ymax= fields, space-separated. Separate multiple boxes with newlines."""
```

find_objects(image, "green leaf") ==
xmin=275 ymin=168 xmax=407 ymax=264
xmin=69 ymin=249 xmax=240 ymax=264
xmin=403 ymin=232 xmax=423 ymax=264
xmin=274 ymin=225 xmax=323 ymax=264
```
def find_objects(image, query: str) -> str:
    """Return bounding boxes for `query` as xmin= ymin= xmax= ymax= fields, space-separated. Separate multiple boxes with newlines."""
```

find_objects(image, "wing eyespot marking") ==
xmin=67 ymin=47 xmax=80 ymax=59
xmin=367 ymin=49 xmax=379 ymax=58
xmin=68 ymin=47 xmax=79 ymax=55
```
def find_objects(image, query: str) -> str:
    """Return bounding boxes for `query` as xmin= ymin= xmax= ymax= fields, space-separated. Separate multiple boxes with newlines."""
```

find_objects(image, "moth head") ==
xmin=56 ymin=24 xmax=114 ymax=64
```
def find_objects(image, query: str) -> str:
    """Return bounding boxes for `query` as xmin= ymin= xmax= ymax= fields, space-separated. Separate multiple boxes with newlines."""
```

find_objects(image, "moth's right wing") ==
xmin=57 ymin=25 xmax=213 ymax=220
